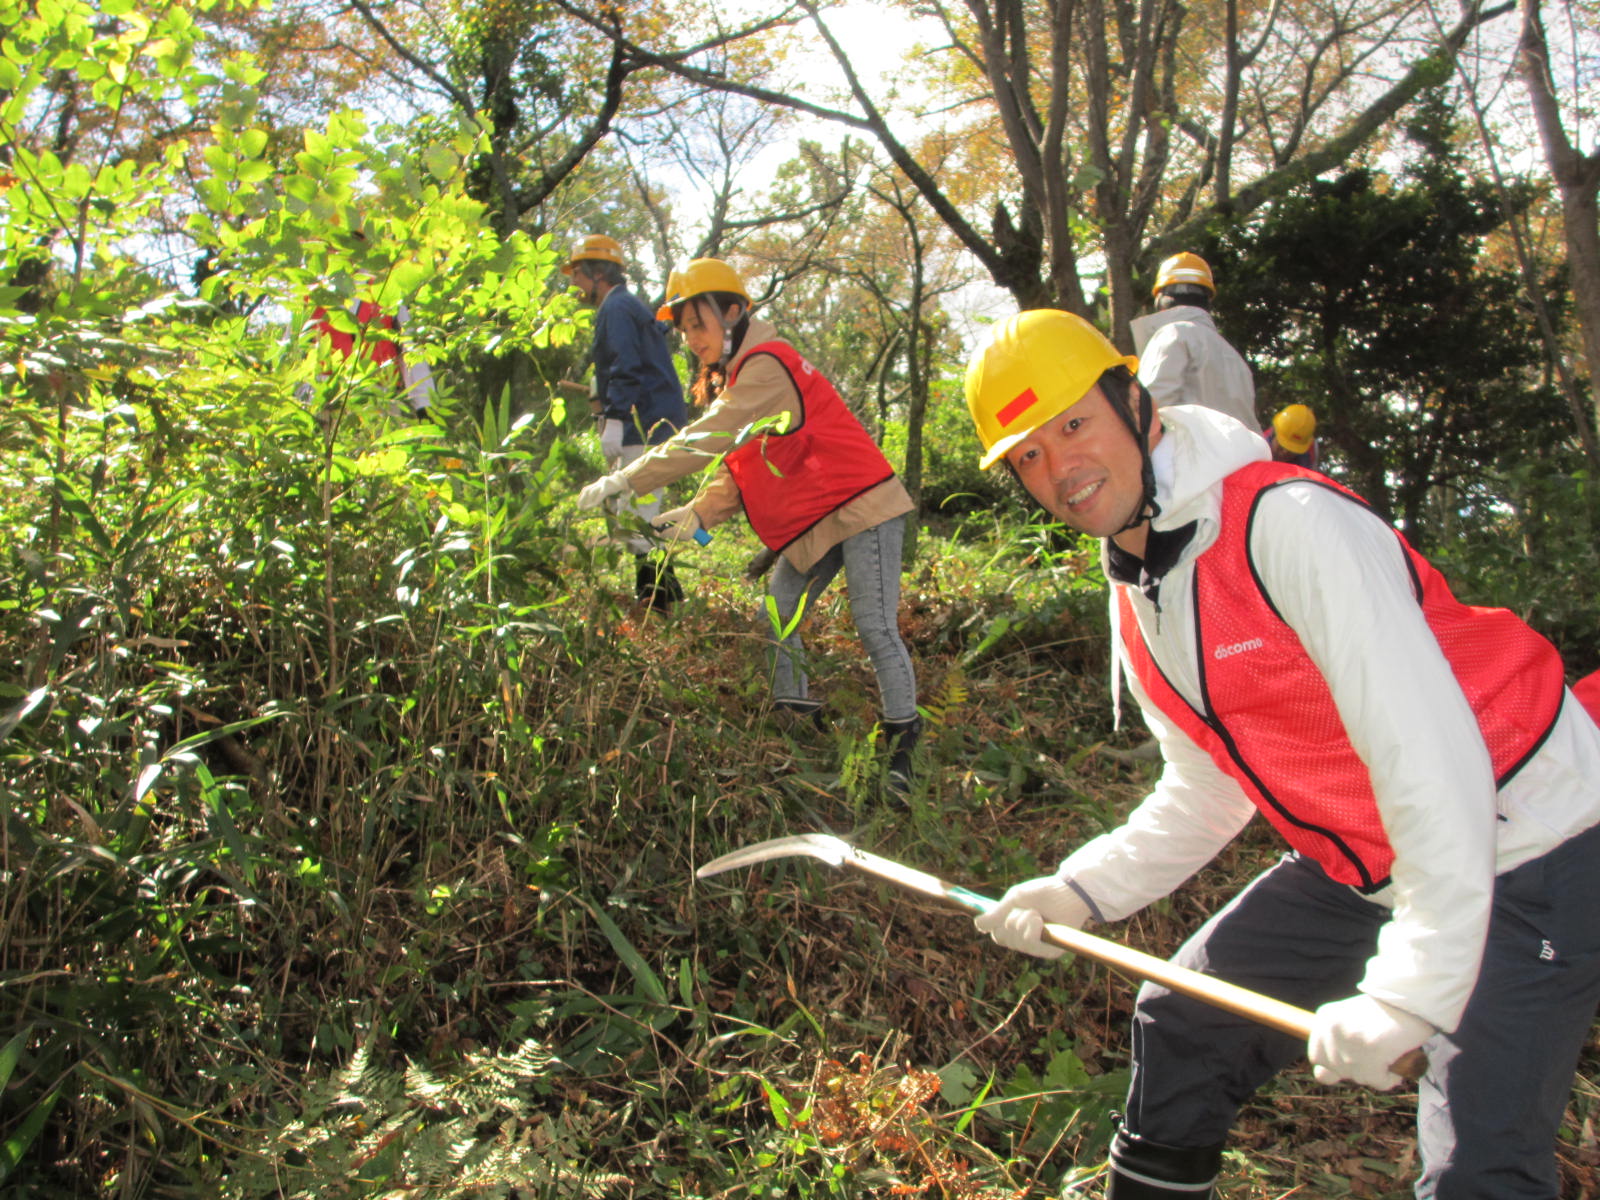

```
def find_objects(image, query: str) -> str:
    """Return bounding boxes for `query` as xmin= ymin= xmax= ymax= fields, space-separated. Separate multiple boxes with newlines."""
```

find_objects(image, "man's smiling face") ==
xmin=1004 ymin=384 xmax=1154 ymax=550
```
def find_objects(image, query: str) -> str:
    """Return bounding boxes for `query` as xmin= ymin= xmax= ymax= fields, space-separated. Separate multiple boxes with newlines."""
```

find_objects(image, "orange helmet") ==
xmin=1152 ymin=252 xmax=1215 ymax=297
xmin=560 ymin=234 xmax=625 ymax=277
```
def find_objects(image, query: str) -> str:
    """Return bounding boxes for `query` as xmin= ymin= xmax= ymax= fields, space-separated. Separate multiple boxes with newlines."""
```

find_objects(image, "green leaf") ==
xmin=764 ymin=590 xmax=808 ymax=640
xmin=0 ymin=1088 xmax=57 ymax=1181
xmin=0 ymin=1028 xmax=29 ymax=1089
xmin=156 ymin=713 xmax=287 ymax=771
xmin=134 ymin=761 xmax=163 ymax=803
xmin=760 ymin=1078 xmax=791 ymax=1129
xmin=0 ymin=687 xmax=49 ymax=744
xmin=952 ymin=1071 xmax=995 ymax=1136
xmin=421 ymin=143 xmax=457 ymax=181
xmin=62 ymin=161 xmax=92 ymax=199
xmin=53 ymin=479 xmax=113 ymax=558
xmin=587 ymin=905 xmax=667 ymax=1005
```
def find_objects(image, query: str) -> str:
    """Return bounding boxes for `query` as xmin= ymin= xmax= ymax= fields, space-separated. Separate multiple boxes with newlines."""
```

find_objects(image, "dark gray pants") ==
xmin=1123 ymin=824 xmax=1600 ymax=1198
xmin=766 ymin=514 xmax=917 ymax=722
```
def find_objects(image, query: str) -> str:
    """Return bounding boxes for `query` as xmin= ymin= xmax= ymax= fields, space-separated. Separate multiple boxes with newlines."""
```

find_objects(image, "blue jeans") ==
xmin=1122 ymin=824 xmax=1600 ymax=1198
xmin=765 ymin=515 xmax=917 ymax=722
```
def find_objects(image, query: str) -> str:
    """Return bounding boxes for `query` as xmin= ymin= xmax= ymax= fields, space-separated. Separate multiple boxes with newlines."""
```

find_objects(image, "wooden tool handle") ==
xmin=722 ymin=843 xmax=1430 ymax=1083
xmin=1040 ymin=919 xmax=1427 ymax=1081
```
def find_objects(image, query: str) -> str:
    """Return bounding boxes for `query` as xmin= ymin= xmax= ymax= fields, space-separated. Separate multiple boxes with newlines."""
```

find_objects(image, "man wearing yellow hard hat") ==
xmin=561 ymin=234 xmax=690 ymax=610
xmin=1130 ymin=252 xmax=1257 ymax=432
xmin=962 ymin=308 xmax=1600 ymax=1198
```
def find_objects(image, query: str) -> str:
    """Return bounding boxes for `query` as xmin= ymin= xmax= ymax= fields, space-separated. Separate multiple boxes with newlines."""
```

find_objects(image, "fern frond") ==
xmin=921 ymin=667 xmax=969 ymax=729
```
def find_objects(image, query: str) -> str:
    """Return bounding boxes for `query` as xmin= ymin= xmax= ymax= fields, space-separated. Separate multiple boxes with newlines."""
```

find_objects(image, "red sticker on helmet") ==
xmin=997 ymin=387 xmax=1041 ymax=428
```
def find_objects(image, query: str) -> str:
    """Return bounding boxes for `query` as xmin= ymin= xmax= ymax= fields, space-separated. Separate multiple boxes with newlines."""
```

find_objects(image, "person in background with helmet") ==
xmin=1266 ymin=402 xmax=1320 ymax=470
xmin=575 ymin=258 xmax=922 ymax=793
xmin=1131 ymin=252 xmax=1257 ymax=432
xmin=961 ymin=308 xmax=1600 ymax=1198
xmin=562 ymin=234 xmax=690 ymax=611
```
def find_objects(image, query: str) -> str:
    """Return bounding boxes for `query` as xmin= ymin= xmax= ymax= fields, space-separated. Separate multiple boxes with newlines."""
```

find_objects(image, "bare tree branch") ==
xmin=1152 ymin=0 xmax=1513 ymax=258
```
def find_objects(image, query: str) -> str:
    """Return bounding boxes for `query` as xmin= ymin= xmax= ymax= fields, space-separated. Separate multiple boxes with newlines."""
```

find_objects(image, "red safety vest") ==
xmin=312 ymin=301 xmax=402 ymax=365
xmin=1575 ymin=670 xmax=1600 ymax=726
xmin=724 ymin=340 xmax=896 ymax=552
xmin=1118 ymin=461 xmax=1566 ymax=890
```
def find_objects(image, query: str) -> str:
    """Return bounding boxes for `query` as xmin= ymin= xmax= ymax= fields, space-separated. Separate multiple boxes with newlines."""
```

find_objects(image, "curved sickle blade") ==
xmin=695 ymin=833 xmax=854 ymax=877
xmin=694 ymin=834 xmax=1428 ymax=1079
xmin=696 ymin=833 xmax=994 ymax=916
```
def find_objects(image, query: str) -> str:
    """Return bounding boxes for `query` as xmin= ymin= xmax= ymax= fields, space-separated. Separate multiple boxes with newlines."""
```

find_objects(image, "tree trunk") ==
xmin=902 ymin=224 xmax=928 ymax=564
xmin=1517 ymin=0 xmax=1600 ymax=469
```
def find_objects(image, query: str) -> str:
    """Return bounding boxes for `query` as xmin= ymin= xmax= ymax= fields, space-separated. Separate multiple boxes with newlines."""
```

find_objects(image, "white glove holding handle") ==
xmin=1308 ymin=994 xmax=1433 ymax=1090
xmin=653 ymin=505 xmax=703 ymax=544
xmin=577 ymin=471 xmax=632 ymax=511
xmin=598 ymin=417 xmax=625 ymax=462
xmin=973 ymin=875 xmax=1093 ymax=960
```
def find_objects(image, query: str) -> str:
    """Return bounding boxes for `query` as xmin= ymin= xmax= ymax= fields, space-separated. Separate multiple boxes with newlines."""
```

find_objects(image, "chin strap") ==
xmin=1112 ymin=374 xmax=1162 ymax=533
xmin=712 ymin=306 xmax=750 ymax=372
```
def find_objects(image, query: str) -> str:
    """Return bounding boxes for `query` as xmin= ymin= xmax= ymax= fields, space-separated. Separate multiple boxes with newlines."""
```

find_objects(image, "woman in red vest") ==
xmin=576 ymin=258 xmax=921 ymax=791
xmin=308 ymin=298 xmax=434 ymax=417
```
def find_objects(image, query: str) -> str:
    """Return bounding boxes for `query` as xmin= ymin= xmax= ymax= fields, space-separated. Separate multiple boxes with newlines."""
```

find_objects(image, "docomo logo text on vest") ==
xmin=1213 ymin=637 xmax=1265 ymax=660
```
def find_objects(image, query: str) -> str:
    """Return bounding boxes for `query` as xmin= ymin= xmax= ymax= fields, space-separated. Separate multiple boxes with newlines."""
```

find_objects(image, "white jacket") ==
xmin=1061 ymin=405 xmax=1600 ymax=1032
xmin=1131 ymin=307 xmax=1258 ymax=433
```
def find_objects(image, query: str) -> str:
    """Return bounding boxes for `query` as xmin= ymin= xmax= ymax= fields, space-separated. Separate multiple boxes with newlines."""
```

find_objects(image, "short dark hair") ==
xmin=1155 ymin=285 xmax=1211 ymax=311
xmin=575 ymin=259 xmax=625 ymax=287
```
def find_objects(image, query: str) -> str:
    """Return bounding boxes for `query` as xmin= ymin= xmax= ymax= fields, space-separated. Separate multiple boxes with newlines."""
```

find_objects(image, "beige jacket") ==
xmin=1129 ymin=306 xmax=1258 ymax=432
xmin=621 ymin=316 xmax=913 ymax=572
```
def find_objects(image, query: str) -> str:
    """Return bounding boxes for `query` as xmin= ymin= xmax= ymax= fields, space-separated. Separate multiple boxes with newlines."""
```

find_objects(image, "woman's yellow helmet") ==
xmin=655 ymin=258 xmax=750 ymax=321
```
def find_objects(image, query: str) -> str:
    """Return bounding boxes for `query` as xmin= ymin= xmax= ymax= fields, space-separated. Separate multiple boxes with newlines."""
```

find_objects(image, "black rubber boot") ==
xmin=882 ymin=716 xmax=922 ymax=796
xmin=635 ymin=553 xmax=684 ymax=612
xmin=773 ymin=697 xmax=827 ymax=734
xmin=1105 ymin=1125 xmax=1225 ymax=1198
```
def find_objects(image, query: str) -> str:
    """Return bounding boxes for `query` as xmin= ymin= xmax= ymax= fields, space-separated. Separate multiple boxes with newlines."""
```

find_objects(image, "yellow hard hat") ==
xmin=1272 ymin=403 xmax=1317 ymax=454
xmin=1152 ymin=251 xmax=1215 ymax=297
xmin=964 ymin=309 xmax=1139 ymax=470
xmin=560 ymin=233 xmax=625 ymax=276
xmin=654 ymin=258 xmax=750 ymax=321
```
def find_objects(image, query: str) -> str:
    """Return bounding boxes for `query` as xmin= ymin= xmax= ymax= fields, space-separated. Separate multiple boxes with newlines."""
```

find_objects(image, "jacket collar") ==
xmin=1101 ymin=404 xmax=1270 ymax=580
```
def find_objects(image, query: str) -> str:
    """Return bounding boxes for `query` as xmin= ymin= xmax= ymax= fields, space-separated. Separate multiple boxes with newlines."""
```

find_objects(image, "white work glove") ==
xmin=577 ymin=471 xmax=632 ymax=511
xmin=598 ymin=417 xmax=625 ymax=462
xmin=653 ymin=505 xmax=702 ymax=543
xmin=1308 ymin=994 xmax=1433 ymax=1090
xmin=973 ymin=875 xmax=1092 ymax=960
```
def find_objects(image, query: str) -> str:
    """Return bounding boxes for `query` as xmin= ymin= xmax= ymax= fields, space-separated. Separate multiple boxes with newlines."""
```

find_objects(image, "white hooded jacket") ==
xmin=1061 ymin=405 xmax=1600 ymax=1032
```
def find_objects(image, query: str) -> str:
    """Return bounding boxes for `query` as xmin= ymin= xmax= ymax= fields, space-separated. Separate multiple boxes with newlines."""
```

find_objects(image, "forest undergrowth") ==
xmin=2 ymin=395 xmax=1597 ymax=1200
